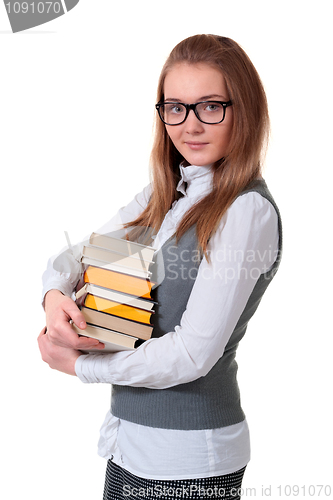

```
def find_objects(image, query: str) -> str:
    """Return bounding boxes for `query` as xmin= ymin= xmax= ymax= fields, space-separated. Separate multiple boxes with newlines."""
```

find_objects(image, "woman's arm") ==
xmin=74 ymin=192 xmax=279 ymax=388
xmin=41 ymin=185 xmax=152 ymax=351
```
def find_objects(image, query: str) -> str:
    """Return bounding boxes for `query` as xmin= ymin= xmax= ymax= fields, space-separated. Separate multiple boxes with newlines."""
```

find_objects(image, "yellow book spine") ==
xmin=84 ymin=267 xmax=153 ymax=299
xmin=85 ymin=294 xmax=152 ymax=325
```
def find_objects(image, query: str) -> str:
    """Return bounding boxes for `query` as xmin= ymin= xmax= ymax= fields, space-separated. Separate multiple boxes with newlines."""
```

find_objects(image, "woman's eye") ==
xmin=205 ymin=103 xmax=220 ymax=112
xmin=165 ymin=104 xmax=184 ymax=114
xmin=171 ymin=105 xmax=183 ymax=114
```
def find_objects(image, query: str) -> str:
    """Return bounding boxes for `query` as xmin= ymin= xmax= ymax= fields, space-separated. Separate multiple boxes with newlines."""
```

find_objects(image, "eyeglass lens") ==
xmin=160 ymin=102 xmax=225 ymax=125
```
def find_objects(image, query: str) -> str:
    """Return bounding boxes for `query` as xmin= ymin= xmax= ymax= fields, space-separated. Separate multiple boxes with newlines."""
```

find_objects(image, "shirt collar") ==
xmin=176 ymin=164 xmax=213 ymax=197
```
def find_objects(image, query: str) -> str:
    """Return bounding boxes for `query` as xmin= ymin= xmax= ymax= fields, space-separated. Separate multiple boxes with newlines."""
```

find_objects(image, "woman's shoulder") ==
xmin=213 ymin=182 xmax=279 ymax=240
xmin=233 ymin=180 xmax=278 ymax=213
xmin=238 ymin=178 xmax=280 ymax=212
xmin=209 ymin=183 xmax=280 ymax=264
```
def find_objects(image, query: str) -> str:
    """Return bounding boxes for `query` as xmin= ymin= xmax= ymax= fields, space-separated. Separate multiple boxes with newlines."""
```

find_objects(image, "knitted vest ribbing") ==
xmin=111 ymin=180 xmax=282 ymax=430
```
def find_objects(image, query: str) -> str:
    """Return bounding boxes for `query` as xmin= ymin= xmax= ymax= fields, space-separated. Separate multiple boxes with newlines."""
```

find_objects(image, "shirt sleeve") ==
xmin=75 ymin=192 xmax=279 ymax=388
xmin=41 ymin=184 xmax=152 ymax=306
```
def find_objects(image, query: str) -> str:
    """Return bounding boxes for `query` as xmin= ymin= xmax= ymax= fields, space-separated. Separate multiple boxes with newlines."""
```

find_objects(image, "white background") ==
xmin=1 ymin=1 xmax=332 ymax=499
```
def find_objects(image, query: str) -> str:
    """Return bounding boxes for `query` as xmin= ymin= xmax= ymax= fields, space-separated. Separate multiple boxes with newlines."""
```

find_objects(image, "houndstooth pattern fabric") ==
xmin=103 ymin=460 xmax=246 ymax=500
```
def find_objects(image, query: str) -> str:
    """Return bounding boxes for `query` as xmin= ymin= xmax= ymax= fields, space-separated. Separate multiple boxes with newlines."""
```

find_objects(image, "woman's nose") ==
xmin=184 ymin=109 xmax=205 ymax=134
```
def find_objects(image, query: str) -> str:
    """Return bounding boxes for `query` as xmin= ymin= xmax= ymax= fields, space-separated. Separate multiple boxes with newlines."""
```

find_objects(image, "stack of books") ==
xmin=72 ymin=232 xmax=156 ymax=353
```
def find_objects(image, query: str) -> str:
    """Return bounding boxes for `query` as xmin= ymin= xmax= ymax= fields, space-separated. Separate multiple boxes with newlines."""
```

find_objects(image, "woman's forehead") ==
xmin=163 ymin=63 xmax=229 ymax=102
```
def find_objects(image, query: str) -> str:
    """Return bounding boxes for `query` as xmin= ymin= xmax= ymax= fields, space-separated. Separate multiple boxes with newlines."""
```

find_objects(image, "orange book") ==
xmin=84 ymin=266 xmax=153 ymax=299
xmin=84 ymin=294 xmax=152 ymax=325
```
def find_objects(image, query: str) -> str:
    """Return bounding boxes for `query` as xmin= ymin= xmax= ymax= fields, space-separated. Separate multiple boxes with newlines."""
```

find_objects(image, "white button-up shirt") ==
xmin=42 ymin=164 xmax=279 ymax=479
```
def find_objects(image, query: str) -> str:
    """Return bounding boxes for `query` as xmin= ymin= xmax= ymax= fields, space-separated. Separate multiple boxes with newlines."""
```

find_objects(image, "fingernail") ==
xmin=80 ymin=321 xmax=86 ymax=328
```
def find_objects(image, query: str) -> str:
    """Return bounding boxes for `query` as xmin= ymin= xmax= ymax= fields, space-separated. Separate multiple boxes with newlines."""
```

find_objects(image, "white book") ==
xmin=81 ymin=256 xmax=151 ymax=279
xmin=76 ymin=283 xmax=155 ymax=311
xmin=82 ymin=245 xmax=152 ymax=272
xmin=89 ymin=232 xmax=155 ymax=261
xmin=71 ymin=322 xmax=139 ymax=353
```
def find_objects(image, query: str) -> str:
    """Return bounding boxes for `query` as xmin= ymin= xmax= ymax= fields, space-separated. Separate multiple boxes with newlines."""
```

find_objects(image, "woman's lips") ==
xmin=185 ymin=142 xmax=209 ymax=150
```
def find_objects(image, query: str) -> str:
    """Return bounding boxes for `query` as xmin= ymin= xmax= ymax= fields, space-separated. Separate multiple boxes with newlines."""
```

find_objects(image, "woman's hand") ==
xmin=44 ymin=289 xmax=104 ymax=351
xmin=38 ymin=326 xmax=81 ymax=376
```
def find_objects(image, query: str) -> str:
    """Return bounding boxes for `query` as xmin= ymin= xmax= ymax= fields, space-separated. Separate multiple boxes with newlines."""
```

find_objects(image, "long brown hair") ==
xmin=127 ymin=34 xmax=270 ymax=255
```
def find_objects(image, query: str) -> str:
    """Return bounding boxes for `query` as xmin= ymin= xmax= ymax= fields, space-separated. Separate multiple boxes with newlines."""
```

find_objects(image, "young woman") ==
xmin=39 ymin=34 xmax=282 ymax=499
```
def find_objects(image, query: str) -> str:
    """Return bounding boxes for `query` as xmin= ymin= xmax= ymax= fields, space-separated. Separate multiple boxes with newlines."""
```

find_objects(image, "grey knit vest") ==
xmin=111 ymin=179 xmax=282 ymax=430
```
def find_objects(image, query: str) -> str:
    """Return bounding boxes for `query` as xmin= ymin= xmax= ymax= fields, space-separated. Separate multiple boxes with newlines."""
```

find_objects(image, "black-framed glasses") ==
xmin=155 ymin=100 xmax=232 ymax=126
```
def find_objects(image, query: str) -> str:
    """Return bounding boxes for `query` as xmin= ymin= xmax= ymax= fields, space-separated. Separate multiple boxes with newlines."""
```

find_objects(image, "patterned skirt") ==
xmin=103 ymin=460 xmax=247 ymax=500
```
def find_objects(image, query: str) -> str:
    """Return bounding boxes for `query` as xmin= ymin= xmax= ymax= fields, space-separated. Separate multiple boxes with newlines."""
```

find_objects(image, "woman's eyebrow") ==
xmin=164 ymin=94 xmax=228 ymax=102
xmin=198 ymin=94 xmax=227 ymax=100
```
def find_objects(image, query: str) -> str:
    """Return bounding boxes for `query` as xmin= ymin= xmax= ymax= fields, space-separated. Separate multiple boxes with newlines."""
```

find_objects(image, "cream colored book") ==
xmin=82 ymin=245 xmax=153 ymax=273
xmin=76 ymin=283 xmax=155 ymax=311
xmin=71 ymin=322 xmax=140 ymax=353
xmin=89 ymin=232 xmax=155 ymax=261
xmin=80 ymin=306 xmax=153 ymax=341
xmin=81 ymin=256 xmax=151 ymax=279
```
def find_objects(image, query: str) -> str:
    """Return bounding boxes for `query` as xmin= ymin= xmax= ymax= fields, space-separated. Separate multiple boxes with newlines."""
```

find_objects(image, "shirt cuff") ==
xmin=75 ymin=353 xmax=114 ymax=384
xmin=41 ymin=281 xmax=76 ymax=308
